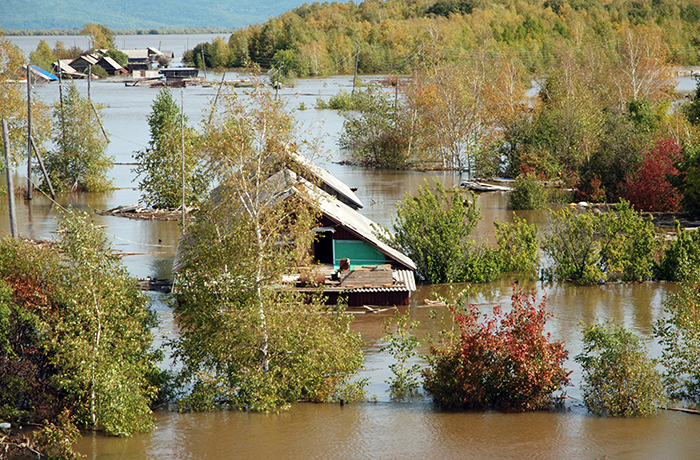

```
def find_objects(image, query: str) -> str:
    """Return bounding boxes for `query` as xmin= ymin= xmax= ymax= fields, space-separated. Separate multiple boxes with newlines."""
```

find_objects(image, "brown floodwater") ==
xmin=2 ymin=47 xmax=700 ymax=458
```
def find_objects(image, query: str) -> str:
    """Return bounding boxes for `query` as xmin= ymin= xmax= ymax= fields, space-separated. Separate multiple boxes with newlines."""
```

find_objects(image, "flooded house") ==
xmin=121 ymin=47 xmax=173 ymax=72
xmin=174 ymin=156 xmax=416 ymax=308
xmin=159 ymin=67 xmax=199 ymax=87
xmin=23 ymin=64 xmax=57 ymax=83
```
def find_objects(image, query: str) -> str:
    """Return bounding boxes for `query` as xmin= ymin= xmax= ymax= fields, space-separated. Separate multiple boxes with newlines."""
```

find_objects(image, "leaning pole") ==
xmin=2 ymin=119 xmax=18 ymax=238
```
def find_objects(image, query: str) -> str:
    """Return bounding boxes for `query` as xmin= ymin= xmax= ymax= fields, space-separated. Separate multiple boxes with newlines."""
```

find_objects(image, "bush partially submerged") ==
xmin=423 ymin=288 xmax=570 ymax=411
xmin=576 ymin=321 xmax=666 ymax=417
xmin=509 ymin=173 xmax=547 ymax=210
xmin=655 ymin=274 xmax=700 ymax=404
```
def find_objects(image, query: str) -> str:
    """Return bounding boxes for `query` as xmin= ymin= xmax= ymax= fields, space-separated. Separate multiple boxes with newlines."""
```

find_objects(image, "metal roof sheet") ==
xmin=99 ymin=56 xmax=124 ymax=70
xmin=27 ymin=65 xmax=57 ymax=81
xmin=291 ymin=152 xmax=364 ymax=209
xmin=293 ymin=175 xmax=416 ymax=271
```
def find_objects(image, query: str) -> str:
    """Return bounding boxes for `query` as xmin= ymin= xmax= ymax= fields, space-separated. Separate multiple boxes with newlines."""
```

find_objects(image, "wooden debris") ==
xmin=459 ymin=181 xmax=511 ymax=192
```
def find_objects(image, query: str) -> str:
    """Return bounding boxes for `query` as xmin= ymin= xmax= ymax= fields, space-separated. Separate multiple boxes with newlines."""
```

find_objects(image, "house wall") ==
xmin=333 ymin=240 xmax=386 ymax=269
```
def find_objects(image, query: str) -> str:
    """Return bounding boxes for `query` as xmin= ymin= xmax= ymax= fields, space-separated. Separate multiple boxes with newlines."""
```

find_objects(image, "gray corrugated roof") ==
xmin=121 ymin=49 xmax=149 ymax=60
xmin=294 ymin=176 xmax=416 ymax=271
xmin=393 ymin=269 xmax=416 ymax=291
xmin=291 ymin=152 xmax=364 ymax=209
xmin=99 ymin=56 xmax=124 ymax=70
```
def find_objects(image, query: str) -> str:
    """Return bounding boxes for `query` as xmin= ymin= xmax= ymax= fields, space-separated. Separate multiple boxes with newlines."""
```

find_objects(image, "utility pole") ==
xmin=181 ymin=90 xmax=186 ymax=234
xmin=395 ymin=76 xmax=399 ymax=109
xmin=26 ymin=66 xmax=32 ymax=200
xmin=2 ymin=119 xmax=18 ymax=238
xmin=352 ymin=45 xmax=360 ymax=96
xmin=201 ymin=48 xmax=207 ymax=81
xmin=275 ymin=62 xmax=282 ymax=100
xmin=87 ymin=64 xmax=92 ymax=101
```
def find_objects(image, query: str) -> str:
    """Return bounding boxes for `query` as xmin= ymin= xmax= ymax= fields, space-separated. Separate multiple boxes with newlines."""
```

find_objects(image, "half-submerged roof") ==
xmin=289 ymin=173 xmax=415 ymax=271
xmin=26 ymin=65 xmax=57 ymax=82
xmin=290 ymin=152 xmax=364 ymax=210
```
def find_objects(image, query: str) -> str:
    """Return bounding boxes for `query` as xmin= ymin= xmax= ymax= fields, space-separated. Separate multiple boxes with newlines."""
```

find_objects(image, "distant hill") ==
xmin=0 ymin=0 xmax=323 ymax=31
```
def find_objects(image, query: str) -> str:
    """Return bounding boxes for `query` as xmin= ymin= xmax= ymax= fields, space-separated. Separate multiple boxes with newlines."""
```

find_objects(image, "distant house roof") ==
xmin=52 ymin=60 xmax=86 ymax=79
xmin=290 ymin=152 xmax=364 ymax=209
xmin=25 ymin=65 xmax=57 ymax=82
xmin=147 ymin=47 xmax=164 ymax=56
xmin=121 ymin=49 xmax=149 ymax=61
xmin=72 ymin=54 xmax=99 ymax=66
xmin=98 ymin=56 xmax=124 ymax=71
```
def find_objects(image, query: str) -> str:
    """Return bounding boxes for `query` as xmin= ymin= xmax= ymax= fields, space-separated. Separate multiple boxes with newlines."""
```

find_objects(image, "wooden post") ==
xmin=2 ymin=119 xmax=18 ymax=238
xmin=58 ymin=64 xmax=63 ymax=105
xmin=26 ymin=66 xmax=32 ymax=200
xmin=395 ymin=76 xmax=399 ymax=109
xmin=352 ymin=45 xmax=360 ymax=96
xmin=88 ymin=64 xmax=92 ymax=100
xmin=275 ymin=62 xmax=282 ymax=100
xmin=201 ymin=48 xmax=207 ymax=81
xmin=30 ymin=136 xmax=56 ymax=200
xmin=181 ymin=90 xmax=186 ymax=234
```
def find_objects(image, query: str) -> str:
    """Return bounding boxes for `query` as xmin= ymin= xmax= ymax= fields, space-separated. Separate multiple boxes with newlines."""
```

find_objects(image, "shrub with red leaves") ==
xmin=423 ymin=288 xmax=570 ymax=411
xmin=622 ymin=138 xmax=682 ymax=212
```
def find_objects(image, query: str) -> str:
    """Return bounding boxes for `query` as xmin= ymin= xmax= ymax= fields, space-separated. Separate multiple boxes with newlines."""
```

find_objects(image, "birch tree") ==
xmin=0 ymin=210 xmax=161 ymax=437
xmin=44 ymin=83 xmax=114 ymax=192
xmin=134 ymin=88 xmax=206 ymax=209
xmin=173 ymin=89 xmax=364 ymax=411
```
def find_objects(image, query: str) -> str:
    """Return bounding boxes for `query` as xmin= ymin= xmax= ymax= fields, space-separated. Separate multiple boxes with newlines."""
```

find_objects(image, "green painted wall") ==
xmin=333 ymin=240 xmax=386 ymax=269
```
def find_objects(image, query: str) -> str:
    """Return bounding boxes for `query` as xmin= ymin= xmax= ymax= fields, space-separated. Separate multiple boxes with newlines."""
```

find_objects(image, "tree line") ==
xmin=338 ymin=25 xmax=700 ymax=216
xmin=185 ymin=0 xmax=700 ymax=75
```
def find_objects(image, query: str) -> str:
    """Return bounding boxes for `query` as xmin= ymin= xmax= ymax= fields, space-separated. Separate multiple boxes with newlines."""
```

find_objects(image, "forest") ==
xmin=183 ymin=0 xmax=700 ymax=216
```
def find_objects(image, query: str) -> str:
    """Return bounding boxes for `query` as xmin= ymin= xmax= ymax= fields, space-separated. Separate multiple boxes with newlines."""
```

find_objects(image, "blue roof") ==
xmin=29 ymin=65 xmax=58 ymax=81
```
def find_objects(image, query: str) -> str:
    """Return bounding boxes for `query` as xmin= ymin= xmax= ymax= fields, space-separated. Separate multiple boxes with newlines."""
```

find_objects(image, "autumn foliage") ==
xmin=622 ymin=138 xmax=682 ymax=212
xmin=424 ymin=288 xmax=570 ymax=411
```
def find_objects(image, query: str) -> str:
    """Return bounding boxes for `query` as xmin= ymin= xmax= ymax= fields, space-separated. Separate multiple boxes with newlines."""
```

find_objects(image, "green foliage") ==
xmin=55 ymin=210 xmax=160 ymax=435
xmin=494 ymin=215 xmax=540 ymax=273
xmin=389 ymin=181 xmax=480 ymax=284
xmin=32 ymin=410 xmax=82 ymax=460
xmin=542 ymin=200 xmax=659 ymax=284
xmin=316 ymin=90 xmax=355 ymax=110
xmin=381 ymin=311 xmax=422 ymax=400
xmin=655 ymin=275 xmax=700 ymax=404
xmin=509 ymin=174 xmax=547 ymax=210
xmin=0 ymin=210 xmax=161 ymax=436
xmin=673 ymin=142 xmax=700 ymax=217
xmin=133 ymin=88 xmax=206 ymax=209
xmin=80 ymin=23 xmax=115 ymax=50
xmin=423 ymin=288 xmax=570 ymax=411
xmin=1 ymin=35 xmax=53 ymax=167
xmin=29 ymin=39 xmax=56 ymax=73
xmin=338 ymin=86 xmax=410 ymax=169
xmin=657 ymin=222 xmax=700 ymax=281
xmin=576 ymin=321 xmax=667 ymax=417
xmin=104 ymin=49 xmax=128 ymax=67
xmin=45 ymin=83 xmax=114 ymax=192
xmin=172 ymin=89 xmax=364 ymax=412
